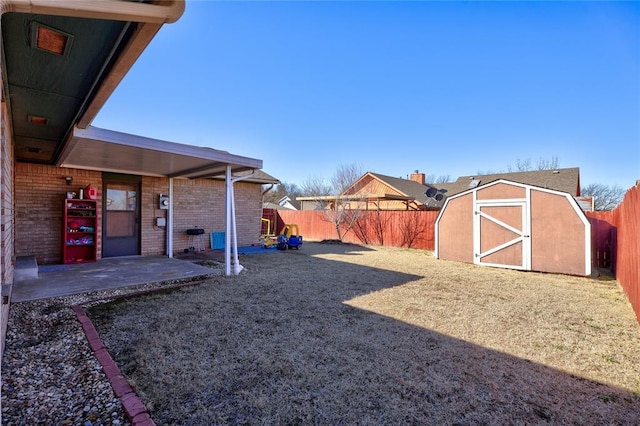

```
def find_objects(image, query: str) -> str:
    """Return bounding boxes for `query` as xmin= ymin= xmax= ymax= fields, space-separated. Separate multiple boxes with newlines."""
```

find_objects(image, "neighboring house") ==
xmin=0 ymin=1 xmax=277 ymax=300
xmin=297 ymin=199 xmax=327 ymax=211
xmin=312 ymin=167 xmax=584 ymax=211
xmin=297 ymin=171 xmax=443 ymax=211
xmin=278 ymin=196 xmax=299 ymax=210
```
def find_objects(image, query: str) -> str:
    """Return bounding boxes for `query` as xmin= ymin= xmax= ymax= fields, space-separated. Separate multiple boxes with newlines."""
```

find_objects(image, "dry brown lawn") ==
xmin=88 ymin=242 xmax=640 ymax=425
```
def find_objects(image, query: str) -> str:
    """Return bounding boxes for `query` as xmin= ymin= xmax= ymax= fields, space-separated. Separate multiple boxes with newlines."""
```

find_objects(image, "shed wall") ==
xmin=530 ymin=190 xmax=586 ymax=275
xmin=437 ymin=193 xmax=473 ymax=263
xmin=477 ymin=182 xmax=525 ymax=200
xmin=437 ymin=181 xmax=589 ymax=276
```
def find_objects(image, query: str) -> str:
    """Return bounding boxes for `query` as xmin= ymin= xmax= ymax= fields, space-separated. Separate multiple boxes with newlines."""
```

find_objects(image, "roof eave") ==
xmin=0 ymin=0 xmax=185 ymax=24
xmin=1 ymin=0 xmax=185 ymax=127
xmin=58 ymin=126 xmax=263 ymax=178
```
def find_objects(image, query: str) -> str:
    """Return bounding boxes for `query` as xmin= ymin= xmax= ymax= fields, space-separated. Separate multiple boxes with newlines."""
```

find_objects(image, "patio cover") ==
xmin=57 ymin=125 xmax=267 ymax=276
xmin=59 ymin=126 xmax=262 ymax=178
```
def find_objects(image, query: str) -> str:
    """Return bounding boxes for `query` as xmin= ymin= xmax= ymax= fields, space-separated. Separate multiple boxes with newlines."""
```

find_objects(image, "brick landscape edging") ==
xmin=71 ymin=304 xmax=156 ymax=426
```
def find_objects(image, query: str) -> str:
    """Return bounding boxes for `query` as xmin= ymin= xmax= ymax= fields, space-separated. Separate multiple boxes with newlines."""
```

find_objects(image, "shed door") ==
xmin=474 ymin=201 xmax=531 ymax=270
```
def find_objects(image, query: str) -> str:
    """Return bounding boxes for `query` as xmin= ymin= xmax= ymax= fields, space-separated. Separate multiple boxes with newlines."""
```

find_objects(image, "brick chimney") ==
xmin=410 ymin=170 xmax=425 ymax=185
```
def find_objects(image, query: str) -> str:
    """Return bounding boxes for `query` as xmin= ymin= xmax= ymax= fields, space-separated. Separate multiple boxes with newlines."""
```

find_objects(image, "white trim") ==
xmin=473 ymin=198 xmax=529 ymax=270
xmin=0 ymin=0 xmax=185 ymax=24
xmin=434 ymin=197 xmax=451 ymax=259
xmin=476 ymin=209 xmax=525 ymax=236
xmin=222 ymin=167 xmax=256 ymax=276
xmin=1 ymin=1 xmax=185 ymax=128
xmin=225 ymin=167 xmax=231 ymax=276
xmin=167 ymin=178 xmax=174 ymax=258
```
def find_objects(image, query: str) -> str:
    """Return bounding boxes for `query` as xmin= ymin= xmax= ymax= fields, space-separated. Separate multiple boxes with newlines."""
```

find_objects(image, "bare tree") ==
xmin=331 ymin=163 xmax=364 ymax=193
xmin=351 ymin=209 xmax=392 ymax=245
xmin=351 ymin=211 xmax=373 ymax=244
xmin=322 ymin=196 xmax=364 ymax=241
xmin=426 ymin=174 xmax=452 ymax=184
xmin=535 ymin=156 xmax=560 ymax=170
xmin=581 ymin=183 xmax=625 ymax=211
xmin=507 ymin=156 xmax=560 ymax=172
xmin=300 ymin=175 xmax=332 ymax=197
xmin=299 ymin=163 xmax=367 ymax=241
xmin=399 ymin=211 xmax=428 ymax=248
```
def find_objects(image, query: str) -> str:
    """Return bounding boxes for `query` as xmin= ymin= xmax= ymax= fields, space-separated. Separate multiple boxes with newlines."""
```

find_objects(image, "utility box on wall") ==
xmin=159 ymin=194 xmax=169 ymax=210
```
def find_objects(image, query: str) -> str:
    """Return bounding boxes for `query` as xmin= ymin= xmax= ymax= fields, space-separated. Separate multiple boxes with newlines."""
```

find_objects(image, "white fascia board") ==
xmin=74 ymin=126 xmax=261 ymax=168
xmin=1 ymin=0 xmax=185 ymax=24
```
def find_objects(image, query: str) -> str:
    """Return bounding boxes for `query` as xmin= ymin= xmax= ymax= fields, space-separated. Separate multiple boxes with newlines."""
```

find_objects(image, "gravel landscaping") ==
xmin=2 ymin=242 xmax=640 ymax=424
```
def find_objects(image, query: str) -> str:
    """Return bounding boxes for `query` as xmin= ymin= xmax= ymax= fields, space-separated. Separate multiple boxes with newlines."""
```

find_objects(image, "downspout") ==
xmin=225 ymin=167 xmax=232 ymax=276
xmin=224 ymin=166 xmax=257 ymax=276
xmin=229 ymin=180 xmax=242 ymax=275
xmin=262 ymin=183 xmax=274 ymax=197
xmin=166 ymin=178 xmax=173 ymax=258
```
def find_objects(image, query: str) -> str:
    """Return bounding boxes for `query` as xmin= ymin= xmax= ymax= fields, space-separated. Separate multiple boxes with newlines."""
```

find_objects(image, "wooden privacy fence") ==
xmin=276 ymin=210 xmax=438 ymax=250
xmin=274 ymin=183 xmax=640 ymax=324
xmin=586 ymin=183 xmax=640 ymax=324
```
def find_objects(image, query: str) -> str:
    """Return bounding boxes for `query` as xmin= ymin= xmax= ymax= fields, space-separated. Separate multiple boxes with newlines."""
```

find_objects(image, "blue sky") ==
xmin=93 ymin=1 xmax=640 ymax=189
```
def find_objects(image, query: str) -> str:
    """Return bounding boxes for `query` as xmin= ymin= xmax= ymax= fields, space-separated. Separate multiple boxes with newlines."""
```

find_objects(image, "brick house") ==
xmin=1 ymin=1 xmax=278 ymax=350
xmin=314 ymin=168 xmax=584 ymax=211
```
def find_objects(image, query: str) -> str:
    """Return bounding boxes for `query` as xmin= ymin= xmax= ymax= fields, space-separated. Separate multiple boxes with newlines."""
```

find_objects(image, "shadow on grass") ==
xmin=88 ymin=243 xmax=640 ymax=424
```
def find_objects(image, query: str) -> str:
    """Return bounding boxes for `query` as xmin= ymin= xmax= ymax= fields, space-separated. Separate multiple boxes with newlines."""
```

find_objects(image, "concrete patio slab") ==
xmin=11 ymin=255 xmax=219 ymax=303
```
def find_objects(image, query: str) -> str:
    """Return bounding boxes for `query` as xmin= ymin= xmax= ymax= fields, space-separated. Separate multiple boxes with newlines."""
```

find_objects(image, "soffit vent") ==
xmin=31 ymin=22 xmax=74 ymax=57
xmin=28 ymin=115 xmax=48 ymax=126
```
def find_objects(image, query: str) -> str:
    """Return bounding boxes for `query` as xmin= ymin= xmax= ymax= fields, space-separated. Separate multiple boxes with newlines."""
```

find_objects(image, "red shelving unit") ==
xmin=63 ymin=198 xmax=97 ymax=264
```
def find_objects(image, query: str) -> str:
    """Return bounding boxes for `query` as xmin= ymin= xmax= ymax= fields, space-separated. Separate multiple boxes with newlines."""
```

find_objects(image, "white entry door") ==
xmin=473 ymin=201 xmax=531 ymax=270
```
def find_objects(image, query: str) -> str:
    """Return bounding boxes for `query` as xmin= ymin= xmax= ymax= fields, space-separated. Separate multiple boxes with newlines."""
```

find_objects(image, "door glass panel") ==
xmin=106 ymin=188 xmax=137 ymax=211
xmin=105 ymin=184 xmax=137 ymax=239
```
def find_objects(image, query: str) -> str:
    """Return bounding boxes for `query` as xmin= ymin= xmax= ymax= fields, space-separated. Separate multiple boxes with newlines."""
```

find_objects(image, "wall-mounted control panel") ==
xmin=159 ymin=194 xmax=169 ymax=210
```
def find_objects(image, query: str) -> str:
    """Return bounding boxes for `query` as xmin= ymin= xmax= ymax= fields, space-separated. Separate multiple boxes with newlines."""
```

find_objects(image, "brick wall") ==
xmin=140 ymin=176 xmax=169 ymax=256
xmin=14 ymin=166 xmax=266 ymax=261
xmin=1 ymin=102 xmax=14 ymax=283
xmin=1 ymin=96 xmax=15 ymax=366
xmin=234 ymin=181 xmax=264 ymax=246
xmin=171 ymin=179 xmax=263 ymax=253
xmin=15 ymin=164 xmax=102 ymax=264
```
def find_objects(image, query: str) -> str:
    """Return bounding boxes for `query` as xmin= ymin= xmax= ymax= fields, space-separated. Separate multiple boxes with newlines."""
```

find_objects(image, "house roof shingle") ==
xmin=436 ymin=167 xmax=581 ymax=197
xmin=359 ymin=167 xmax=581 ymax=209
xmin=366 ymin=172 xmax=445 ymax=208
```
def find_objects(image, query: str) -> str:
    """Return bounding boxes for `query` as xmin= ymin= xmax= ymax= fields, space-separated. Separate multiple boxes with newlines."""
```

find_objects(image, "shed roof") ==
xmin=436 ymin=167 xmax=581 ymax=197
